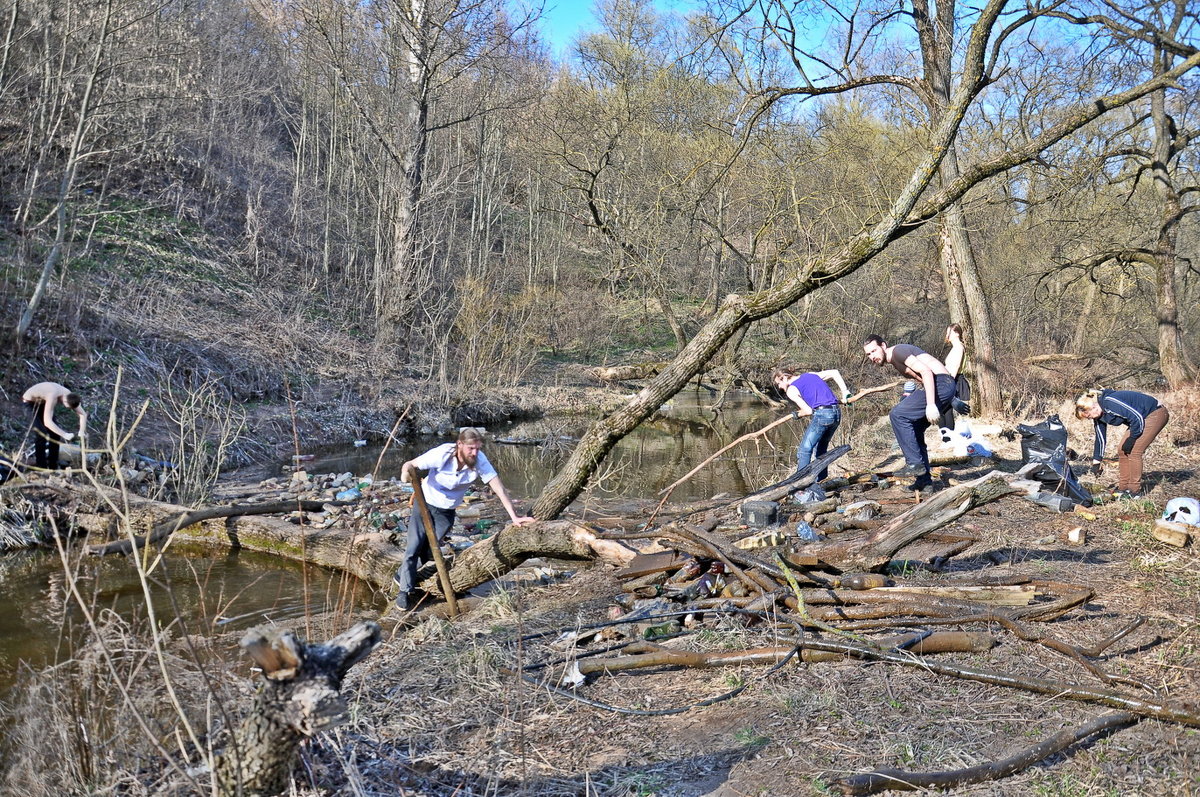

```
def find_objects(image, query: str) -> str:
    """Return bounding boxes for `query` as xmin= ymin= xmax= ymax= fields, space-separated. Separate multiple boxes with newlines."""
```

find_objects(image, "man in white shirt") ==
xmin=393 ymin=427 xmax=534 ymax=610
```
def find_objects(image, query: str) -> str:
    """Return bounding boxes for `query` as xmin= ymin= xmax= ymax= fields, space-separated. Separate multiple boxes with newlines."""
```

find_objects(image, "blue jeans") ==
xmin=797 ymin=406 xmax=841 ymax=480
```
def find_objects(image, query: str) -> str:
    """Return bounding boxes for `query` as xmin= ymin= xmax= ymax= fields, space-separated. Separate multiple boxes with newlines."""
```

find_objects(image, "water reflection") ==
xmin=299 ymin=390 xmax=820 ymax=503
xmin=0 ymin=544 xmax=379 ymax=692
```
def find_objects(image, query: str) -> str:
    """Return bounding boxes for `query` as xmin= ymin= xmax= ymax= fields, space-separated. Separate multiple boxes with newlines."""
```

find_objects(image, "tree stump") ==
xmin=214 ymin=622 xmax=381 ymax=796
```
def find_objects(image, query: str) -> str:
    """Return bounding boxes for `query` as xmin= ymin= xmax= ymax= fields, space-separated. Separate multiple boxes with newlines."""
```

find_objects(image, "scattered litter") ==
xmin=741 ymin=500 xmax=779 ymax=527
xmin=1162 ymin=497 xmax=1199 ymax=526
xmin=796 ymin=485 xmax=827 ymax=504
xmin=734 ymin=527 xmax=789 ymax=549
xmin=841 ymin=500 xmax=881 ymax=521
xmin=559 ymin=661 xmax=586 ymax=687
xmin=795 ymin=520 xmax=823 ymax=542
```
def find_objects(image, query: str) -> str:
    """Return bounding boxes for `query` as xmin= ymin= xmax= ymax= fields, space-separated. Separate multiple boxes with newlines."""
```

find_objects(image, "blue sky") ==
xmin=536 ymin=0 xmax=696 ymax=59
xmin=538 ymin=1 xmax=600 ymax=55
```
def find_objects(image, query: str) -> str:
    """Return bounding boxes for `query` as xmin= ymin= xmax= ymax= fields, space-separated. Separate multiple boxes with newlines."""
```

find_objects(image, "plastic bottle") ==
xmin=795 ymin=521 xmax=822 ymax=542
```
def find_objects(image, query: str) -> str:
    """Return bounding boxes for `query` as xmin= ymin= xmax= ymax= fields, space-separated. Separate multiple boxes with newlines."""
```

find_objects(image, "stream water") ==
xmin=0 ymin=542 xmax=378 ymax=695
xmin=0 ymin=389 xmax=822 ymax=694
xmin=297 ymin=389 xmax=815 ymax=503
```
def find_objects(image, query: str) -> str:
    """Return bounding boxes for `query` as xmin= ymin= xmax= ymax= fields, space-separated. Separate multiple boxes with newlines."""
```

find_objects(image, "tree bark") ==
xmin=214 ymin=622 xmax=380 ymax=797
xmin=416 ymin=521 xmax=635 ymax=597
xmin=1148 ymin=55 xmax=1195 ymax=387
xmin=916 ymin=0 xmax=1002 ymax=415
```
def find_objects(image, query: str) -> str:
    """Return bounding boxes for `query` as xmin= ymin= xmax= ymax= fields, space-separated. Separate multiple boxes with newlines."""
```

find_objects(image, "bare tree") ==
xmin=297 ymin=0 xmax=539 ymax=350
xmin=13 ymin=0 xmax=115 ymax=340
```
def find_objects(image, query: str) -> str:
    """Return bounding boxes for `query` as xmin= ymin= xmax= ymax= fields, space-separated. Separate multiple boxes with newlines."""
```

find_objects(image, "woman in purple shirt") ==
xmin=772 ymin=366 xmax=851 ymax=480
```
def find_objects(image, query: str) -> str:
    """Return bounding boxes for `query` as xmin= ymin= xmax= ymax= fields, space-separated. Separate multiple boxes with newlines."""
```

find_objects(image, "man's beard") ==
xmin=458 ymin=449 xmax=477 ymax=467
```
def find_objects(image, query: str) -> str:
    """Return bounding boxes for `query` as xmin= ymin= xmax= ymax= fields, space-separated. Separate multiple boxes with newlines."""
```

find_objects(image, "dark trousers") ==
xmin=1118 ymin=406 xmax=1169 ymax=493
xmin=394 ymin=504 xmax=456 ymax=596
xmin=31 ymin=402 xmax=62 ymax=469
xmin=890 ymin=374 xmax=957 ymax=472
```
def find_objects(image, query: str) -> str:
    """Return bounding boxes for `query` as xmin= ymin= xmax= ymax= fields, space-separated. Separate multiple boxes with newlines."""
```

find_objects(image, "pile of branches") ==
xmin=502 ymin=464 xmax=1193 ymax=795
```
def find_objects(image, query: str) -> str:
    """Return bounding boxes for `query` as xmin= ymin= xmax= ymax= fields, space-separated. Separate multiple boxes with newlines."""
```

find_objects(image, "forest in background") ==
xmin=2 ymin=0 xmax=1198 ymax=440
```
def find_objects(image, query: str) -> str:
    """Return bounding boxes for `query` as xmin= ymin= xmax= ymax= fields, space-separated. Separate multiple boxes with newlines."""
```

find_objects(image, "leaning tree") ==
xmin=531 ymin=0 xmax=1200 ymax=520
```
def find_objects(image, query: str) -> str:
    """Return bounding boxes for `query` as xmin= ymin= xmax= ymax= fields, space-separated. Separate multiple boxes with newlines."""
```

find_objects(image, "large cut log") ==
xmin=796 ymin=470 xmax=1021 ymax=572
xmin=589 ymin=362 xmax=667 ymax=382
xmin=215 ymin=622 xmax=380 ymax=796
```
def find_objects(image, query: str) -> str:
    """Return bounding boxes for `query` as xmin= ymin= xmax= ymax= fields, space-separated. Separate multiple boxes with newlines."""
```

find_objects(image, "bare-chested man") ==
xmin=22 ymin=381 xmax=87 ymax=469
xmin=862 ymin=335 xmax=955 ymax=491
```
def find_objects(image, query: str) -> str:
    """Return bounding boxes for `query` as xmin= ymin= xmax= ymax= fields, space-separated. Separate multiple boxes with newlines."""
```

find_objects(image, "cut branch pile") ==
xmin=500 ymin=464 xmax=1189 ymax=793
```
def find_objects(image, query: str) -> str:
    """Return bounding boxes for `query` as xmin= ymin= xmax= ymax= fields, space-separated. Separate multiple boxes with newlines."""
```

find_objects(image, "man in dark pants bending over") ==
xmin=862 ymin=335 xmax=956 ymax=492
xmin=22 ymin=381 xmax=87 ymax=470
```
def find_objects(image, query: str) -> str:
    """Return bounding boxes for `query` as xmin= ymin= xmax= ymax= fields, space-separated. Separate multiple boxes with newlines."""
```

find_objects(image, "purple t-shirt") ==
xmin=789 ymin=373 xmax=837 ymax=409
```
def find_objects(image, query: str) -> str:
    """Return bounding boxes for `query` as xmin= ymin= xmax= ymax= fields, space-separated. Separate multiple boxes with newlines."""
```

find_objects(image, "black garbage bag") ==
xmin=1017 ymin=414 xmax=1093 ymax=507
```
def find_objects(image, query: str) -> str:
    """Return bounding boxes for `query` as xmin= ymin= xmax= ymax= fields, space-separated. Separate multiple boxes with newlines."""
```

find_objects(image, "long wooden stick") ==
xmin=846 ymin=380 xmax=905 ymax=403
xmin=830 ymin=711 xmax=1140 ymax=795
xmin=657 ymin=413 xmax=794 ymax=498
xmin=412 ymin=473 xmax=460 ymax=617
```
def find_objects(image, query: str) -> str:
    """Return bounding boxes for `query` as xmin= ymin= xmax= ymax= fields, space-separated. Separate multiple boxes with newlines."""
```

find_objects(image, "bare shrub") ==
xmin=449 ymin=278 xmax=544 ymax=392
xmin=0 ymin=608 xmax=227 ymax=796
xmin=158 ymin=367 xmax=247 ymax=505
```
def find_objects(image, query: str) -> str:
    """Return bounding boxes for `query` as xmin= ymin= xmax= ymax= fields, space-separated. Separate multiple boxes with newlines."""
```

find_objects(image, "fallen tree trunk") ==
xmin=589 ymin=363 xmax=667 ymax=382
xmin=798 ymin=470 xmax=1020 ymax=572
xmin=417 ymin=521 xmax=635 ymax=598
xmin=743 ymin=445 xmax=851 ymax=504
xmin=572 ymin=632 xmax=994 ymax=677
xmin=86 ymin=500 xmax=340 ymax=556
xmin=61 ymin=484 xmax=631 ymax=595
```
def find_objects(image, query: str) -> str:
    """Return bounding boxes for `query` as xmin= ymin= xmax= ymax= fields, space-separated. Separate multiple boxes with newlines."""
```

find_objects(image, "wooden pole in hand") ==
xmin=412 ymin=471 xmax=460 ymax=617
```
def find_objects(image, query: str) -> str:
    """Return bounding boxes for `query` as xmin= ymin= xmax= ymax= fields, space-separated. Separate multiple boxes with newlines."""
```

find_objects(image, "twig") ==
xmin=371 ymin=402 xmax=414 ymax=483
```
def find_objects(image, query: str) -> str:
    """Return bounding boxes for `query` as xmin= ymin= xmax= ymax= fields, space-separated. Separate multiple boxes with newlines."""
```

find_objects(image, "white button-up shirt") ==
xmin=413 ymin=443 xmax=498 ymax=509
